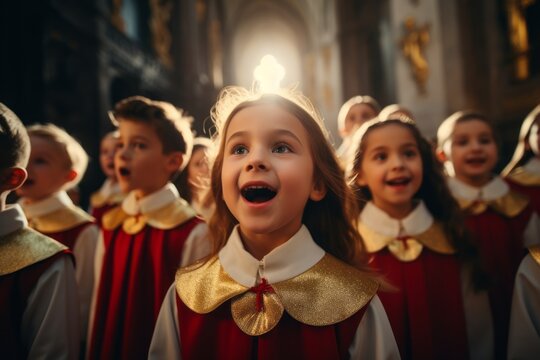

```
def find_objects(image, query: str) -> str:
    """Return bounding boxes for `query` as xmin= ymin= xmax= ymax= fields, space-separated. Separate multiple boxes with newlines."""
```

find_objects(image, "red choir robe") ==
xmin=148 ymin=225 xmax=400 ymax=360
xmin=447 ymin=176 xmax=540 ymax=359
xmin=0 ymin=204 xmax=79 ymax=359
xmin=89 ymin=178 xmax=124 ymax=227
xmin=505 ymin=158 xmax=540 ymax=213
xmin=88 ymin=183 xmax=208 ymax=360
xmin=358 ymin=201 xmax=481 ymax=360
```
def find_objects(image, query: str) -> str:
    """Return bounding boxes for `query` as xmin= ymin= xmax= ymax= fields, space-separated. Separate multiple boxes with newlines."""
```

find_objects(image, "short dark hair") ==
xmin=111 ymin=96 xmax=193 ymax=171
xmin=0 ymin=103 xmax=30 ymax=170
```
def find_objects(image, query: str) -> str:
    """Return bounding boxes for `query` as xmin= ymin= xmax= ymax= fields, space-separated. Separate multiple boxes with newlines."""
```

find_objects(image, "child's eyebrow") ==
xmin=225 ymin=129 xmax=303 ymax=145
xmin=130 ymin=135 xmax=150 ymax=142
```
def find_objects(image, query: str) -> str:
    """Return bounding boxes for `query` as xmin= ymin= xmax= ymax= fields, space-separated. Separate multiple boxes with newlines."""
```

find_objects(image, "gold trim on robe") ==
xmin=0 ymin=227 xmax=67 ymax=275
xmin=102 ymin=198 xmax=197 ymax=234
xmin=456 ymin=190 xmax=529 ymax=217
xmin=176 ymin=254 xmax=379 ymax=336
xmin=507 ymin=167 xmax=540 ymax=187
xmin=90 ymin=191 xmax=125 ymax=208
xmin=28 ymin=206 xmax=94 ymax=233
xmin=530 ymin=245 xmax=540 ymax=266
xmin=358 ymin=221 xmax=455 ymax=262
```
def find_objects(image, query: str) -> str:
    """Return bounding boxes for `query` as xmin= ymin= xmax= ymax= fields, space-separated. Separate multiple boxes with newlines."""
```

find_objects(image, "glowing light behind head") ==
xmin=253 ymin=55 xmax=285 ymax=94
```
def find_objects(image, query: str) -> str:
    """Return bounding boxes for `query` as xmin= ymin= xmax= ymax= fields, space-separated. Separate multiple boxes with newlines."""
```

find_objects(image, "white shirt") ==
xmin=148 ymin=225 xmax=400 ymax=360
xmin=0 ymin=204 xmax=79 ymax=359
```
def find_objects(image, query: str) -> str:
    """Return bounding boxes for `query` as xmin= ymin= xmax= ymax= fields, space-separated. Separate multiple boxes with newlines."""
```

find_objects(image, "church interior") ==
xmin=1 ymin=0 xmax=539 ymax=207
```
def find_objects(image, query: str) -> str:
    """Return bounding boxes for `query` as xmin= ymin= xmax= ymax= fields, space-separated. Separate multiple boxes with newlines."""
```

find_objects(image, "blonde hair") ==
xmin=27 ymin=123 xmax=88 ymax=189
xmin=207 ymin=86 xmax=367 ymax=267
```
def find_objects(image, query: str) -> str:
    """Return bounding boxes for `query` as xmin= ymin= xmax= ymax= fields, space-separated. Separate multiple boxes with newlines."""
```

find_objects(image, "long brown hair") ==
xmin=207 ymin=87 xmax=366 ymax=267
xmin=349 ymin=117 xmax=487 ymax=288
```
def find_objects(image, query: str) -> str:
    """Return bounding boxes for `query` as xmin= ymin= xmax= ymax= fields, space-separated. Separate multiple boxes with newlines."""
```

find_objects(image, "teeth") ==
xmin=241 ymin=186 xmax=277 ymax=203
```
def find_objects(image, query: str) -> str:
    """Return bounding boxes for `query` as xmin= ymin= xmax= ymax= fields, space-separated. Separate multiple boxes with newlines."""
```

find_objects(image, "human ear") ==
xmin=355 ymin=173 xmax=367 ymax=187
xmin=309 ymin=179 xmax=327 ymax=201
xmin=166 ymin=152 xmax=183 ymax=173
xmin=0 ymin=167 xmax=28 ymax=191
xmin=436 ymin=148 xmax=447 ymax=163
xmin=66 ymin=169 xmax=78 ymax=182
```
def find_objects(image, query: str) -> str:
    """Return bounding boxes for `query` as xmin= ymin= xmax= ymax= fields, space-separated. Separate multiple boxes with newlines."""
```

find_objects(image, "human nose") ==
xmin=390 ymin=154 xmax=405 ymax=169
xmin=245 ymin=147 xmax=269 ymax=171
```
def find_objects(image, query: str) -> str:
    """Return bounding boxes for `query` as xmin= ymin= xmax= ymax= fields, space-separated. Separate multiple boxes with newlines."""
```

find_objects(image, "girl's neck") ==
xmin=373 ymin=199 xmax=415 ymax=220
xmin=238 ymin=225 xmax=300 ymax=261
xmin=455 ymin=173 xmax=493 ymax=188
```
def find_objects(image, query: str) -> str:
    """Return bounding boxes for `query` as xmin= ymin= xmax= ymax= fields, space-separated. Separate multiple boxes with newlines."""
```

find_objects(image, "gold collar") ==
xmin=0 ymin=227 xmax=67 ymax=275
xmin=358 ymin=221 xmax=455 ymax=262
xmin=176 ymin=254 xmax=378 ymax=336
xmin=90 ymin=191 xmax=125 ymax=208
xmin=507 ymin=167 xmax=540 ymax=187
xmin=530 ymin=245 xmax=540 ymax=266
xmin=456 ymin=190 xmax=529 ymax=217
xmin=102 ymin=197 xmax=197 ymax=234
xmin=28 ymin=206 xmax=94 ymax=233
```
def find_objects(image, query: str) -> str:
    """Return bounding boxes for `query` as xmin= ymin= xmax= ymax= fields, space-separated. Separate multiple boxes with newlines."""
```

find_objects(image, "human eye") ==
xmin=134 ymin=141 xmax=147 ymax=150
xmin=34 ymin=157 xmax=48 ymax=165
xmin=373 ymin=152 xmax=387 ymax=161
xmin=231 ymin=144 xmax=248 ymax=155
xmin=479 ymin=135 xmax=493 ymax=145
xmin=272 ymin=143 xmax=292 ymax=154
xmin=404 ymin=147 xmax=419 ymax=158
xmin=453 ymin=137 xmax=468 ymax=146
xmin=116 ymin=141 xmax=125 ymax=150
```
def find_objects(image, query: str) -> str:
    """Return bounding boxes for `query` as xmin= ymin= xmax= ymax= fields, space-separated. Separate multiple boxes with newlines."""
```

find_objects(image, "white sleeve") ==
xmin=508 ymin=255 xmax=540 ymax=360
xmin=148 ymin=284 xmax=182 ymax=360
xmin=348 ymin=295 xmax=401 ymax=360
xmin=86 ymin=230 xmax=105 ymax=348
xmin=460 ymin=266 xmax=494 ymax=360
xmin=22 ymin=255 xmax=80 ymax=360
xmin=524 ymin=212 xmax=540 ymax=247
xmin=180 ymin=223 xmax=211 ymax=267
xmin=73 ymin=224 xmax=99 ymax=343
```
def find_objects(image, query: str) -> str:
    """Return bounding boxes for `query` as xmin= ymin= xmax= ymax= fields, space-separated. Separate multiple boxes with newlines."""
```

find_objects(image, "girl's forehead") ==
xmin=453 ymin=119 xmax=493 ymax=133
xmin=226 ymin=103 xmax=305 ymax=135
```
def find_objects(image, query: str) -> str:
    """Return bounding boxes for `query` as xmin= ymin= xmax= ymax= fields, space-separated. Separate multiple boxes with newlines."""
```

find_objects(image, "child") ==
xmin=175 ymin=136 xmax=214 ymax=219
xmin=148 ymin=81 xmax=399 ymax=359
xmin=15 ymin=123 xmax=99 ymax=347
xmin=507 ymin=245 xmax=540 ymax=359
xmin=336 ymin=95 xmax=380 ymax=161
xmin=89 ymin=130 xmax=124 ymax=226
xmin=348 ymin=115 xmax=491 ymax=360
xmin=0 ymin=103 xmax=79 ymax=358
xmin=436 ymin=110 xmax=540 ymax=358
xmin=502 ymin=104 xmax=540 ymax=213
xmin=379 ymin=104 xmax=415 ymax=122
xmin=87 ymin=96 xmax=209 ymax=360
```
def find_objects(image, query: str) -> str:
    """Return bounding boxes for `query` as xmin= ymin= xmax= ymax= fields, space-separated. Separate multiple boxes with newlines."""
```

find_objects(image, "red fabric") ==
xmin=464 ymin=204 xmax=532 ymax=359
xmin=176 ymin=291 xmax=368 ymax=360
xmin=88 ymin=217 xmax=202 ymax=360
xmin=0 ymin=251 xmax=71 ymax=360
xmin=370 ymin=249 xmax=469 ymax=360
xmin=43 ymin=221 xmax=94 ymax=250
xmin=506 ymin=179 xmax=540 ymax=213
xmin=91 ymin=204 xmax=117 ymax=227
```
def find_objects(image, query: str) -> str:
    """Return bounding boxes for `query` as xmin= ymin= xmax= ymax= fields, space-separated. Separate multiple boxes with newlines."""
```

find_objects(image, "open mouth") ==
xmin=118 ymin=167 xmax=131 ymax=177
xmin=465 ymin=158 xmax=486 ymax=165
xmin=386 ymin=177 xmax=411 ymax=186
xmin=241 ymin=185 xmax=277 ymax=203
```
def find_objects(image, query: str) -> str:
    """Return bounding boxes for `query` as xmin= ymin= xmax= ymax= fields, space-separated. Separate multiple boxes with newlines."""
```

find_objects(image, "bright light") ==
xmin=253 ymin=55 xmax=285 ymax=93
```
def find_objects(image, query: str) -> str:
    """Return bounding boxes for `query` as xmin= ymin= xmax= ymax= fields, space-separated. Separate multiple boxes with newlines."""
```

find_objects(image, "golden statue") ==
xmin=400 ymin=17 xmax=430 ymax=95
xmin=150 ymin=0 xmax=174 ymax=68
xmin=507 ymin=0 xmax=535 ymax=79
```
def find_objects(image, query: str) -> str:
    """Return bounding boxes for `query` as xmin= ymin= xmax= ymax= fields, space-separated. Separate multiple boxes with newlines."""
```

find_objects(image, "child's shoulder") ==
xmin=0 ymin=227 xmax=68 ymax=276
xmin=506 ymin=166 xmax=540 ymax=187
xmin=175 ymin=253 xmax=378 ymax=334
xmin=32 ymin=204 xmax=94 ymax=233
xmin=530 ymin=245 xmax=540 ymax=266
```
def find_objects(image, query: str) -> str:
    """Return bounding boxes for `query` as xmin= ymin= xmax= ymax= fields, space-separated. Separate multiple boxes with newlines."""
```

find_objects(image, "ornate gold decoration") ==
xmin=150 ymin=0 xmax=174 ymax=68
xmin=90 ymin=191 xmax=125 ymax=208
xmin=27 ymin=206 xmax=94 ymax=233
xmin=506 ymin=0 xmax=535 ymax=80
xmin=530 ymin=245 xmax=540 ymax=265
xmin=111 ymin=0 xmax=125 ymax=32
xmin=507 ymin=166 xmax=540 ymax=186
xmin=176 ymin=254 xmax=378 ymax=335
xmin=359 ymin=222 xmax=455 ymax=262
xmin=456 ymin=190 xmax=529 ymax=217
xmin=400 ymin=17 xmax=430 ymax=95
xmin=102 ymin=198 xmax=197 ymax=234
xmin=0 ymin=228 xmax=67 ymax=275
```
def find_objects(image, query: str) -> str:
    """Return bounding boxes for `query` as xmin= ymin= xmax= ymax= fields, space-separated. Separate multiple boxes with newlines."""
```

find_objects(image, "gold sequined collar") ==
xmin=530 ymin=245 xmax=540 ymax=265
xmin=176 ymin=254 xmax=378 ymax=336
xmin=102 ymin=197 xmax=196 ymax=234
xmin=455 ymin=191 xmax=529 ymax=217
xmin=0 ymin=227 xmax=67 ymax=275
xmin=507 ymin=167 xmax=540 ymax=187
xmin=358 ymin=221 xmax=455 ymax=262
xmin=90 ymin=191 xmax=124 ymax=208
xmin=27 ymin=206 xmax=94 ymax=233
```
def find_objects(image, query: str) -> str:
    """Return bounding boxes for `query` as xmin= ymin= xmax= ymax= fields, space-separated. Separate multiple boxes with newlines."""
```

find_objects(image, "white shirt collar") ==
xmin=19 ymin=191 xmax=73 ymax=219
xmin=121 ymin=183 xmax=179 ymax=215
xmin=219 ymin=224 xmax=325 ymax=287
xmin=447 ymin=176 xmax=509 ymax=201
xmin=359 ymin=201 xmax=433 ymax=237
xmin=97 ymin=178 xmax=121 ymax=198
xmin=524 ymin=157 xmax=540 ymax=174
xmin=0 ymin=204 xmax=28 ymax=236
